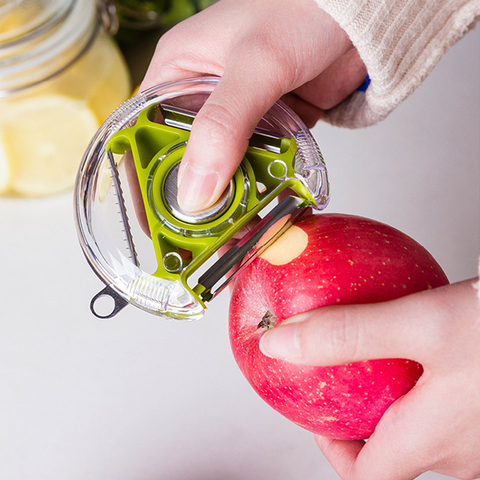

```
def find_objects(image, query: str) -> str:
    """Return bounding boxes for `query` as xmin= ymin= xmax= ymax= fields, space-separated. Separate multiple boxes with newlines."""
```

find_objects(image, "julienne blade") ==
xmin=107 ymin=149 xmax=139 ymax=267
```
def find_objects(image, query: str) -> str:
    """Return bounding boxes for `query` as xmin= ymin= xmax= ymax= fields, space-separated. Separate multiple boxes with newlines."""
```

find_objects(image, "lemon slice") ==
xmin=86 ymin=34 xmax=132 ymax=123
xmin=0 ymin=94 xmax=98 ymax=196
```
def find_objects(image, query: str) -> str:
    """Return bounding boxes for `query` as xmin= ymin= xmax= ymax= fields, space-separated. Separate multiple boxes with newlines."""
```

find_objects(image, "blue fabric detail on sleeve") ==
xmin=357 ymin=74 xmax=370 ymax=92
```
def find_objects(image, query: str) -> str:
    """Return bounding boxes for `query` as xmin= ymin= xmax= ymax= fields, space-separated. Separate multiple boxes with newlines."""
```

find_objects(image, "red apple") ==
xmin=228 ymin=213 xmax=449 ymax=440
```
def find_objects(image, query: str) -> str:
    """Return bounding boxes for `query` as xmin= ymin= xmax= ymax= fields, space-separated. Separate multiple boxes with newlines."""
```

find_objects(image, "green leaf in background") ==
xmin=115 ymin=0 xmax=217 ymax=44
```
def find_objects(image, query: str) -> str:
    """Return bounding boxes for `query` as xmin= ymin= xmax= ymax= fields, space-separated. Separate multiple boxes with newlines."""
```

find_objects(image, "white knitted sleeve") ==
xmin=313 ymin=0 xmax=480 ymax=128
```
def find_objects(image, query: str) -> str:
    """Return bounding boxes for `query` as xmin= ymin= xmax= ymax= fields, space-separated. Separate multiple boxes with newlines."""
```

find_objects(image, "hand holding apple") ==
xmin=262 ymin=278 xmax=480 ymax=480
xmin=229 ymin=213 xmax=449 ymax=440
xmin=228 ymin=212 xmax=480 ymax=480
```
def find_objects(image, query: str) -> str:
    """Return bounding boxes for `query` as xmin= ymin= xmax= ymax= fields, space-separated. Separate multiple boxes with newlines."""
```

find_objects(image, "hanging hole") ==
xmin=268 ymin=160 xmax=287 ymax=179
xmin=93 ymin=295 xmax=115 ymax=316
xmin=90 ymin=286 xmax=129 ymax=319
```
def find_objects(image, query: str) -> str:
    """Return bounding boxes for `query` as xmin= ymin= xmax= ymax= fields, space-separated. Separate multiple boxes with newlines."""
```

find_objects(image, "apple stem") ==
xmin=257 ymin=310 xmax=276 ymax=330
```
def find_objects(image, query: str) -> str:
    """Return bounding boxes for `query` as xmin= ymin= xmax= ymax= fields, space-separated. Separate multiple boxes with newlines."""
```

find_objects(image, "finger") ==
xmin=138 ymin=5 xmax=230 ymax=92
xmin=316 ymin=427 xmax=427 ymax=480
xmin=316 ymin=383 xmax=446 ymax=480
xmin=315 ymin=435 xmax=364 ymax=477
xmin=136 ymin=0 xmax=354 ymax=213
xmin=294 ymin=47 xmax=367 ymax=111
xmin=279 ymin=93 xmax=323 ymax=129
xmin=259 ymin=283 xmax=454 ymax=366
xmin=175 ymin=33 xmax=305 ymax=214
xmin=175 ymin=16 xmax=353 ymax=212
xmin=280 ymin=48 xmax=367 ymax=127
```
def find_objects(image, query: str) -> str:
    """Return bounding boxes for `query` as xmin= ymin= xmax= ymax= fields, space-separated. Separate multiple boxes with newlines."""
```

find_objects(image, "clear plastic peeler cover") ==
xmin=74 ymin=77 xmax=330 ymax=320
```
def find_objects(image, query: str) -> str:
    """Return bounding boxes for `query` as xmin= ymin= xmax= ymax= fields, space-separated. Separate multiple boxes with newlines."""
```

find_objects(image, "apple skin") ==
xmin=228 ymin=213 xmax=449 ymax=440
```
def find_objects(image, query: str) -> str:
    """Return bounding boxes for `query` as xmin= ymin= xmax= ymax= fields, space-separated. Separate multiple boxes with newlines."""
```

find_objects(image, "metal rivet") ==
xmin=163 ymin=162 xmax=233 ymax=224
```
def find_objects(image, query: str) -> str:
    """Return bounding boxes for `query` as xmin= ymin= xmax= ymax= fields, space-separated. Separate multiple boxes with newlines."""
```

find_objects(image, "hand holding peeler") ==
xmin=74 ymin=77 xmax=330 ymax=320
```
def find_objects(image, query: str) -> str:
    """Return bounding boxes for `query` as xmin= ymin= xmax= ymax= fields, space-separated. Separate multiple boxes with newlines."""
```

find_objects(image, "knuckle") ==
xmin=194 ymin=102 xmax=243 ymax=145
xmin=153 ymin=30 xmax=180 ymax=59
xmin=305 ymin=308 xmax=359 ymax=365
xmin=321 ymin=308 xmax=360 ymax=365
xmin=409 ymin=289 xmax=455 ymax=360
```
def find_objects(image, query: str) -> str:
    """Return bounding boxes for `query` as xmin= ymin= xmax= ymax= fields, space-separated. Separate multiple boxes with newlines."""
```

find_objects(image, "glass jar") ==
xmin=0 ymin=0 xmax=132 ymax=196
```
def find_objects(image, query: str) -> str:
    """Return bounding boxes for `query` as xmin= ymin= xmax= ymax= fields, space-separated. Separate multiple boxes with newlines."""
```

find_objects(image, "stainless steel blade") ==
xmin=197 ymin=196 xmax=308 ymax=300
xmin=159 ymin=103 xmax=285 ymax=153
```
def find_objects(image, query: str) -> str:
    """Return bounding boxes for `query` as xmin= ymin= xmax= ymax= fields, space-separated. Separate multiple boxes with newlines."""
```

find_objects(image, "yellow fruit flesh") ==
xmin=0 ymin=31 xmax=131 ymax=196
xmin=0 ymin=95 xmax=98 ymax=196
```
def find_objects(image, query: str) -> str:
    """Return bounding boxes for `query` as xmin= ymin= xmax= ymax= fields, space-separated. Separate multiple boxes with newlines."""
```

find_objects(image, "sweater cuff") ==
xmin=313 ymin=0 xmax=480 ymax=128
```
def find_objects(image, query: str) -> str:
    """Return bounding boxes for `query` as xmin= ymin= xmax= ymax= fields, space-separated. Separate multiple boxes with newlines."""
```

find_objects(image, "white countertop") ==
xmin=0 ymin=26 xmax=478 ymax=480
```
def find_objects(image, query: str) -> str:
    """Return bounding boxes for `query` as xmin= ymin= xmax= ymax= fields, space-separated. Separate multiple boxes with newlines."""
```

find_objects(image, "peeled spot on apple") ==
xmin=260 ymin=225 xmax=308 ymax=265
xmin=228 ymin=213 xmax=449 ymax=440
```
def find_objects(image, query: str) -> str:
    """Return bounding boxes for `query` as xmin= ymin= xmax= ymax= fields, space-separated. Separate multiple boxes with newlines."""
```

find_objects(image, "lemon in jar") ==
xmin=0 ymin=0 xmax=131 ymax=197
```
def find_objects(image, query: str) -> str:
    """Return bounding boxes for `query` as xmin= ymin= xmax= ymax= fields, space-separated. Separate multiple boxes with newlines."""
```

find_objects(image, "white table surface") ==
xmin=0 ymin=26 xmax=478 ymax=480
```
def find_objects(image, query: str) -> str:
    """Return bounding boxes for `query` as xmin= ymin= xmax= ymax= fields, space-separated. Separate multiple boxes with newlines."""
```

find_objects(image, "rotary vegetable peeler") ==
xmin=74 ymin=77 xmax=330 ymax=320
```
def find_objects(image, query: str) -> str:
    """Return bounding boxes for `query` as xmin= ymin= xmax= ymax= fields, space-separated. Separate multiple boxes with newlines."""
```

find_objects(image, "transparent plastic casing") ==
xmin=74 ymin=77 xmax=329 ymax=320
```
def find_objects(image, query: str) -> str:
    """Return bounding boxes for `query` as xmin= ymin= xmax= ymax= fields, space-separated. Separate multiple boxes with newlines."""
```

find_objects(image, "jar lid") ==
xmin=0 ymin=0 xmax=73 ymax=44
xmin=0 ymin=0 xmax=97 ymax=94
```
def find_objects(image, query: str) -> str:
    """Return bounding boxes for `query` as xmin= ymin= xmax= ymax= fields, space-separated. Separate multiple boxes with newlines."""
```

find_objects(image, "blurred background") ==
xmin=0 ymin=1 xmax=478 ymax=479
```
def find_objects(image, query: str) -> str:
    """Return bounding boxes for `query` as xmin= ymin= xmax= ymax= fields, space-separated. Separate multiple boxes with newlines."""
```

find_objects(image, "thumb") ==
xmin=176 ymin=6 xmax=352 ymax=213
xmin=176 ymin=67 xmax=285 ymax=213
xmin=259 ymin=285 xmax=453 ymax=366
